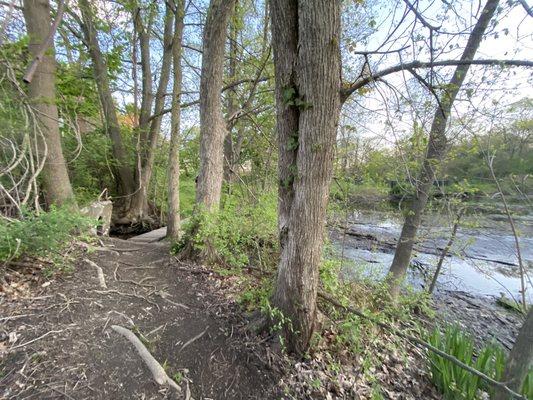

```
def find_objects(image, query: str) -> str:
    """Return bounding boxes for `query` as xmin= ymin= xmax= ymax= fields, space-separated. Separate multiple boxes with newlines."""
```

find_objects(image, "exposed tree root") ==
xmin=84 ymin=259 xmax=107 ymax=289
xmin=111 ymin=325 xmax=181 ymax=393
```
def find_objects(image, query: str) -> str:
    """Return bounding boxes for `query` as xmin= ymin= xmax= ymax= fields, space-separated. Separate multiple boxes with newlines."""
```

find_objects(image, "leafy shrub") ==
xmin=428 ymin=325 xmax=532 ymax=399
xmin=174 ymin=192 xmax=278 ymax=270
xmin=0 ymin=206 xmax=93 ymax=263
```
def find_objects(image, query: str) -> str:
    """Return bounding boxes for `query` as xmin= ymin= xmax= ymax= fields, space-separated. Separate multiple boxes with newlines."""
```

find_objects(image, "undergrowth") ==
xmin=0 ymin=206 xmax=93 ymax=270
xmin=173 ymin=192 xmax=278 ymax=273
xmin=428 ymin=325 xmax=532 ymax=400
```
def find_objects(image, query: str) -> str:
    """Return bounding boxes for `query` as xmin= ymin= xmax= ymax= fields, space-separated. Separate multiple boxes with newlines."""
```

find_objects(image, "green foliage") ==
xmin=282 ymin=86 xmax=312 ymax=109
xmin=318 ymin=249 xmax=432 ymax=362
xmin=0 ymin=206 xmax=93 ymax=263
xmin=428 ymin=325 xmax=532 ymax=399
xmin=173 ymin=191 xmax=278 ymax=270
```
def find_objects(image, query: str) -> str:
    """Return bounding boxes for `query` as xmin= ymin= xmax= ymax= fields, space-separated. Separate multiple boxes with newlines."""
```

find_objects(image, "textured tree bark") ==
xmin=195 ymin=0 xmax=236 ymax=211
xmin=128 ymin=4 xmax=174 ymax=221
xmin=270 ymin=0 xmax=341 ymax=354
xmin=268 ymin=0 xmax=298 ymax=252
xmin=79 ymin=0 xmax=135 ymax=197
xmin=23 ymin=0 xmax=76 ymax=208
xmin=493 ymin=308 xmax=533 ymax=400
xmin=387 ymin=0 xmax=500 ymax=299
xmin=223 ymin=4 xmax=238 ymax=183
xmin=167 ymin=0 xmax=185 ymax=240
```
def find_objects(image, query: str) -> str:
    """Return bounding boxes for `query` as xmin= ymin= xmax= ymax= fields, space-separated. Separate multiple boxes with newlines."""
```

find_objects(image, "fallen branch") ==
xmin=180 ymin=326 xmax=208 ymax=352
xmin=111 ymin=325 xmax=181 ymax=393
xmin=0 ymin=313 xmax=35 ymax=322
xmin=8 ymin=329 xmax=64 ymax=351
xmin=84 ymin=259 xmax=107 ymax=289
xmin=318 ymin=290 xmax=527 ymax=400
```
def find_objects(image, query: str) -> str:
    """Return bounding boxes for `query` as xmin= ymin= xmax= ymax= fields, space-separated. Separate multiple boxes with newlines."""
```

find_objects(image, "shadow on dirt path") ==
xmin=1 ymin=238 xmax=282 ymax=399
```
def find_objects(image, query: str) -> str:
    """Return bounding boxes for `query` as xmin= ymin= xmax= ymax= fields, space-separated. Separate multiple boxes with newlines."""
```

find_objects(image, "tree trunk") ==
xmin=270 ymin=0 xmax=341 ymax=354
xmin=23 ymin=0 xmax=76 ymax=208
xmin=134 ymin=6 xmax=154 ymax=139
xmin=79 ymin=0 xmax=135 ymax=197
xmin=167 ymin=0 xmax=185 ymax=240
xmin=428 ymin=208 xmax=464 ymax=294
xmin=493 ymin=308 xmax=533 ymax=399
xmin=195 ymin=0 xmax=236 ymax=211
xmin=223 ymin=3 xmax=238 ymax=182
xmin=269 ymin=0 xmax=298 ymax=253
xmin=128 ymin=4 xmax=174 ymax=221
xmin=387 ymin=0 xmax=500 ymax=299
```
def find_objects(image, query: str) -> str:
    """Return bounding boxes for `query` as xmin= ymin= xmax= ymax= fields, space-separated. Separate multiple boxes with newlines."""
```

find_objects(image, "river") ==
xmin=330 ymin=206 xmax=533 ymax=304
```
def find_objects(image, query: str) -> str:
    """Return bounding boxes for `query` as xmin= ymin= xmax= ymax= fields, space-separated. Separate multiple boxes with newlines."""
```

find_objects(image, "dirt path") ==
xmin=0 ymin=238 xmax=281 ymax=399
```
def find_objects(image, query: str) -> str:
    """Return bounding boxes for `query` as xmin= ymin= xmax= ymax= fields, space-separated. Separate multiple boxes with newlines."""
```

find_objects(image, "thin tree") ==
xmin=167 ymin=0 xmax=185 ymax=239
xmin=386 ymin=0 xmax=500 ymax=299
xmin=493 ymin=307 xmax=533 ymax=400
xmin=23 ymin=0 xmax=77 ymax=208
xmin=195 ymin=0 xmax=236 ymax=210
xmin=128 ymin=3 xmax=175 ymax=221
xmin=78 ymin=0 xmax=135 ymax=198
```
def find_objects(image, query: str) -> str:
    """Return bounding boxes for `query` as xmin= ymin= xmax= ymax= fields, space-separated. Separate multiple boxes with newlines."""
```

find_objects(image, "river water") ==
xmin=331 ymin=207 xmax=533 ymax=304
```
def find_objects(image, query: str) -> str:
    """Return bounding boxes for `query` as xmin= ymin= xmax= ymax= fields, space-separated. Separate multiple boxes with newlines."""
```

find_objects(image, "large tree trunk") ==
xmin=493 ymin=308 xmax=533 ymax=399
xmin=167 ymin=0 xmax=185 ymax=240
xmin=79 ymin=0 xmax=135 ymax=198
xmin=195 ymin=0 xmax=236 ymax=211
xmin=23 ymin=0 xmax=76 ymax=208
xmin=270 ymin=0 xmax=341 ymax=354
xmin=387 ymin=0 xmax=500 ymax=299
xmin=128 ymin=4 xmax=174 ymax=221
xmin=269 ymin=0 xmax=298 ymax=253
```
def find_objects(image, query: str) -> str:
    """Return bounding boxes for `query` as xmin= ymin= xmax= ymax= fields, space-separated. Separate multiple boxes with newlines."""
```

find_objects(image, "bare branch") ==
xmin=341 ymin=59 xmax=533 ymax=102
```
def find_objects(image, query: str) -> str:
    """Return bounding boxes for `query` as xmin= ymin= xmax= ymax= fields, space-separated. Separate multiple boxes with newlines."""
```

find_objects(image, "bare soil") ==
xmin=0 ymin=238 xmax=282 ymax=400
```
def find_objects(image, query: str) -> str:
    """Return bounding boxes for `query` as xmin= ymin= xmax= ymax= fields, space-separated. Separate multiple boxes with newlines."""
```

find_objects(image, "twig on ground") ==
xmin=180 ymin=326 xmax=209 ymax=352
xmin=0 ymin=314 xmax=35 ymax=322
xmin=107 ymin=310 xmax=135 ymax=327
xmin=91 ymin=289 xmax=160 ymax=311
xmin=8 ymin=329 xmax=64 ymax=351
xmin=147 ymin=324 xmax=165 ymax=337
xmin=117 ymin=278 xmax=156 ymax=290
xmin=113 ymin=262 xmax=119 ymax=281
xmin=84 ymin=259 xmax=107 ymax=289
xmin=111 ymin=325 xmax=181 ymax=393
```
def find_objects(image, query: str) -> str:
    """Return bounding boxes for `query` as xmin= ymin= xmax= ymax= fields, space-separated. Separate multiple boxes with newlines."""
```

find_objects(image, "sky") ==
xmin=340 ymin=0 xmax=533 ymax=147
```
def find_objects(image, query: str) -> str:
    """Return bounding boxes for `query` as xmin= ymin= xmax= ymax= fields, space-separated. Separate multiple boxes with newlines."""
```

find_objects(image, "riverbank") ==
xmin=329 ymin=211 xmax=530 ymax=351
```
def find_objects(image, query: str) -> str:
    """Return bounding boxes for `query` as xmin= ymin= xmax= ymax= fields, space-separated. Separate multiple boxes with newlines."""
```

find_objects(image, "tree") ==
xmin=195 ymin=0 xmax=236 ymax=210
xmin=493 ymin=308 xmax=533 ymax=400
xmin=128 ymin=3 xmax=175 ymax=221
xmin=78 ymin=0 xmax=135 ymax=199
xmin=167 ymin=0 xmax=185 ymax=239
xmin=386 ymin=0 xmax=501 ymax=299
xmin=23 ymin=0 xmax=76 ymax=208
xmin=269 ymin=0 xmax=342 ymax=354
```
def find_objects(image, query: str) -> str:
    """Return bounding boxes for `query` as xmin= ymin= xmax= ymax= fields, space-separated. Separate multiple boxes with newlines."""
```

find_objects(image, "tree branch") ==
xmin=340 ymin=58 xmax=533 ymax=103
